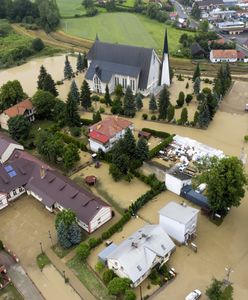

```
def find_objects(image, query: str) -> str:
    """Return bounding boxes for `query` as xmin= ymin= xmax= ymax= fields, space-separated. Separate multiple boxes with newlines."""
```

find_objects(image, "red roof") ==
xmin=211 ymin=49 xmax=237 ymax=59
xmin=3 ymin=99 xmax=33 ymax=117
xmin=89 ymin=130 xmax=109 ymax=144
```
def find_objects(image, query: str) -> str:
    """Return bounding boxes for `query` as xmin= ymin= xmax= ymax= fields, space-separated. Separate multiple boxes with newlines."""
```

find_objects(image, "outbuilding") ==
xmin=165 ymin=166 xmax=192 ymax=195
xmin=159 ymin=201 xmax=199 ymax=244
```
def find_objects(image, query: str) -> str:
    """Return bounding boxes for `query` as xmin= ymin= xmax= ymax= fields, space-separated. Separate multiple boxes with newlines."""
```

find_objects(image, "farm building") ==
xmin=106 ymin=225 xmax=175 ymax=287
xmin=85 ymin=30 xmax=171 ymax=96
xmin=165 ymin=166 xmax=192 ymax=195
xmin=0 ymin=99 xmax=35 ymax=131
xmin=159 ymin=201 xmax=199 ymax=244
xmin=89 ymin=116 xmax=134 ymax=152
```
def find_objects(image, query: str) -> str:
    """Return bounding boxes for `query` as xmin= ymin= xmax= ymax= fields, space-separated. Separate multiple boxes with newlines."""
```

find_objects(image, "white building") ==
xmin=85 ymin=30 xmax=170 ymax=96
xmin=159 ymin=201 xmax=199 ymax=244
xmin=106 ymin=225 xmax=175 ymax=287
xmin=0 ymin=99 xmax=35 ymax=131
xmin=210 ymin=49 xmax=238 ymax=63
xmin=165 ymin=166 xmax=192 ymax=195
xmin=89 ymin=116 xmax=134 ymax=153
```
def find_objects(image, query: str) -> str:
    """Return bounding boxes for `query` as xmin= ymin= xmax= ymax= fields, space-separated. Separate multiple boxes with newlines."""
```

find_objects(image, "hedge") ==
xmin=142 ymin=128 xmax=170 ymax=139
xmin=81 ymin=118 xmax=94 ymax=126
xmin=132 ymin=170 xmax=164 ymax=190
xmin=149 ymin=135 xmax=174 ymax=159
xmin=57 ymin=132 xmax=88 ymax=151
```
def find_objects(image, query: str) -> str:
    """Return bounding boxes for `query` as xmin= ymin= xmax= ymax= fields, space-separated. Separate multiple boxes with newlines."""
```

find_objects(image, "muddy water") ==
xmin=0 ymin=55 xmax=85 ymax=100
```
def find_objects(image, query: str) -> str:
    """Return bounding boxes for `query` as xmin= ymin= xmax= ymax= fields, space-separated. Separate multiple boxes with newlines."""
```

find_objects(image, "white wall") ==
xmin=0 ymin=143 xmax=24 ymax=164
xmin=159 ymin=215 xmax=186 ymax=243
xmin=89 ymin=206 xmax=112 ymax=233
xmin=0 ymin=113 xmax=10 ymax=130
xmin=165 ymin=173 xmax=191 ymax=195
xmin=146 ymin=50 xmax=161 ymax=92
xmin=7 ymin=187 xmax=25 ymax=202
xmin=161 ymin=53 xmax=170 ymax=86
xmin=0 ymin=193 xmax=8 ymax=210
xmin=89 ymin=139 xmax=109 ymax=153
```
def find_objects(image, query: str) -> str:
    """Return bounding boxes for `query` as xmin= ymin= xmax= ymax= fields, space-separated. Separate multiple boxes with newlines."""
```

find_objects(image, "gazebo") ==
xmin=85 ymin=176 xmax=97 ymax=186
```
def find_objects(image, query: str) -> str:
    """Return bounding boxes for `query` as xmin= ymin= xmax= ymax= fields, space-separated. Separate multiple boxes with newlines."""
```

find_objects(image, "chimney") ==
xmin=40 ymin=166 xmax=46 ymax=179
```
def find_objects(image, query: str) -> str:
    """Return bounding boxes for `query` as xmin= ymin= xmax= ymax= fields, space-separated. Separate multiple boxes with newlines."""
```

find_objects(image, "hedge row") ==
xmin=132 ymin=170 xmax=164 ymax=190
xmin=142 ymin=128 xmax=170 ymax=139
xmin=81 ymin=118 xmax=94 ymax=126
xmin=57 ymin=132 xmax=88 ymax=151
xmin=149 ymin=135 xmax=174 ymax=159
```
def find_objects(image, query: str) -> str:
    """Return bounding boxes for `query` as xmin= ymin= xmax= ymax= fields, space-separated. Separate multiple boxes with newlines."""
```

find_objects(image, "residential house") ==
xmin=159 ymin=201 xmax=199 ymax=244
xmin=218 ymin=21 xmax=245 ymax=34
xmin=0 ymin=134 xmax=112 ymax=233
xmin=89 ymin=116 xmax=134 ymax=152
xmin=106 ymin=225 xmax=176 ymax=287
xmin=0 ymin=99 xmax=35 ymax=131
xmin=85 ymin=30 xmax=171 ymax=96
xmin=210 ymin=49 xmax=238 ymax=62
xmin=191 ymin=42 xmax=206 ymax=58
xmin=0 ymin=133 xmax=24 ymax=164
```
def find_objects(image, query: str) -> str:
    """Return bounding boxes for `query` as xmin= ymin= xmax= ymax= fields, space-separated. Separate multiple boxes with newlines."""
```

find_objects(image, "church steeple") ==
xmin=163 ymin=28 xmax=169 ymax=55
xmin=160 ymin=27 xmax=171 ymax=86
xmin=95 ymin=33 xmax=99 ymax=41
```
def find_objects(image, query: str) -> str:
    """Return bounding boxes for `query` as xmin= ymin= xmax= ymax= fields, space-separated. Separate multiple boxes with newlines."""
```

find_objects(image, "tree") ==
xmin=0 ymin=80 xmax=24 ymax=110
xmin=52 ymin=99 xmax=67 ymax=124
xmin=206 ymin=278 xmax=233 ymax=300
xmin=83 ymin=51 xmax=88 ymax=69
xmin=135 ymin=93 xmax=143 ymax=111
xmin=104 ymin=84 xmax=112 ymax=106
xmin=114 ymin=84 xmax=123 ymax=98
xmin=109 ymin=163 xmax=123 ymax=181
xmin=102 ymin=269 xmax=116 ymax=285
xmin=135 ymin=138 xmax=149 ymax=161
xmin=123 ymin=128 xmax=136 ymax=157
xmin=62 ymin=143 xmax=80 ymax=170
xmin=198 ymin=99 xmax=210 ymax=128
xmin=195 ymin=157 xmax=248 ymax=213
xmin=108 ymin=277 xmax=131 ymax=297
xmin=76 ymin=53 xmax=84 ymax=73
xmin=123 ymin=86 xmax=136 ymax=117
xmin=32 ymin=38 xmax=44 ymax=51
xmin=193 ymin=110 xmax=199 ymax=126
xmin=55 ymin=209 xmax=77 ymax=229
xmin=8 ymin=115 xmax=31 ymax=141
xmin=82 ymin=0 xmax=94 ymax=9
xmin=149 ymin=94 xmax=157 ymax=112
xmin=67 ymin=222 xmax=81 ymax=245
xmin=180 ymin=107 xmax=188 ymax=124
xmin=57 ymin=221 xmax=72 ymax=248
xmin=158 ymin=85 xmax=170 ymax=120
xmin=32 ymin=90 xmax=56 ymax=119
xmin=69 ymin=80 xmax=80 ymax=103
xmin=167 ymin=104 xmax=175 ymax=122
xmin=37 ymin=65 xmax=47 ymax=90
xmin=93 ymin=111 xmax=102 ymax=123
xmin=80 ymin=80 xmax=91 ymax=110
xmin=42 ymin=73 xmax=58 ymax=97
xmin=37 ymin=0 xmax=60 ymax=32
xmin=65 ymin=92 xmax=81 ymax=127
xmin=64 ymin=55 xmax=73 ymax=80
xmin=192 ymin=63 xmax=201 ymax=82
xmin=193 ymin=77 xmax=201 ymax=96
xmin=111 ymin=96 xmax=123 ymax=115
xmin=76 ymin=243 xmax=90 ymax=261
xmin=191 ymin=2 xmax=201 ymax=20
xmin=176 ymin=91 xmax=185 ymax=107
xmin=185 ymin=94 xmax=193 ymax=105
xmin=124 ymin=290 xmax=136 ymax=300
xmin=199 ymin=20 xmax=209 ymax=32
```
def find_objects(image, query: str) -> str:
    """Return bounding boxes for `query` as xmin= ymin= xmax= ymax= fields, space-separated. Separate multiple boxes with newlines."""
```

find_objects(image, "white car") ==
xmin=185 ymin=289 xmax=202 ymax=300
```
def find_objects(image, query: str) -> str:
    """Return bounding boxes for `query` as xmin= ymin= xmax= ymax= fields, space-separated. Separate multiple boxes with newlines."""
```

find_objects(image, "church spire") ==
xmin=95 ymin=33 xmax=99 ymax=41
xmin=160 ymin=27 xmax=171 ymax=86
xmin=163 ymin=28 xmax=169 ymax=55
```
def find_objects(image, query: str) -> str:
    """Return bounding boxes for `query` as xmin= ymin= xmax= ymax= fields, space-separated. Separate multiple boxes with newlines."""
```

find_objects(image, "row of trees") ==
xmin=0 ymin=0 xmax=60 ymax=32
xmin=64 ymin=54 xmax=88 ymax=80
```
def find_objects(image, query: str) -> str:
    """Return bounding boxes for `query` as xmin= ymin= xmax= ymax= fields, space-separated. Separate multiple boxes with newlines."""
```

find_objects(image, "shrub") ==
xmin=185 ymin=82 xmax=189 ymax=89
xmin=32 ymin=38 xmax=44 ymax=52
xmin=141 ymin=128 xmax=170 ymax=139
xmin=70 ymin=127 xmax=81 ymax=137
xmin=99 ymin=106 xmax=105 ymax=113
xmin=95 ymin=260 xmax=105 ymax=273
xmin=102 ymin=269 xmax=116 ymax=285
xmin=100 ymin=97 xmax=105 ymax=103
xmin=142 ymin=113 xmax=148 ymax=120
xmin=177 ymin=74 xmax=184 ymax=81
xmin=148 ymin=135 xmax=173 ymax=159
xmin=88 ymin=237 xmax=102 ymax=249
xmin=76 ymin=243 xmax=90 ymax=261
xmin=244 ymin=135 xmax=248 ymax=142
xmin=151 ymin=115 xmax=156 ymax=121
xmin=91 ymin=95 xmax=100 ymax=102
xmin=176 ymin=91 xmax=185 ymax=108
xmin=185 ymin=94 xmax=193 ymax=104
xmin=149 ymin=269 xmax=162 ymax=286
xmin=80 ymin=118 xmax=94 ymax=126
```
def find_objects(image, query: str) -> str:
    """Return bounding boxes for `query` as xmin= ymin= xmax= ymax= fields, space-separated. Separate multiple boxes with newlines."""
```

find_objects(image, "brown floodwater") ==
xmin=0 ymin=55 xmax=85 ymax=100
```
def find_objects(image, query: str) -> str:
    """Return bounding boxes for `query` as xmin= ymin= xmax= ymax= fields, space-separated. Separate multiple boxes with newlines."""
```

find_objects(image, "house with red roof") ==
xmin=0 ymin=99 xmax=35 ymax=130
xmin=89 ymin=116 xmax=134 ymax=152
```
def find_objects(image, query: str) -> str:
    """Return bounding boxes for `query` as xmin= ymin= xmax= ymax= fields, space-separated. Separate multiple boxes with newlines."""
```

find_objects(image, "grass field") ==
xmin=61 ymin=13 xmax=194 ymax=53
xmin=56 ymin=0 xmax=86 ymax=17
xmin=0 ymin=283 xmax=23 ymax=300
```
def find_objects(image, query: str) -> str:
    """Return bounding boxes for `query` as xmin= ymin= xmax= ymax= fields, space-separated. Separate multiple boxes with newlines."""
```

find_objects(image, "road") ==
xmin=172 ymin=0 xmax=198 ymax=29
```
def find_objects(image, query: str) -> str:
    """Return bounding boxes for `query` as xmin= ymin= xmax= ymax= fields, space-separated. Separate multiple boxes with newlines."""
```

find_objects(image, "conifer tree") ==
xmin=193 ymin=77 xmax=201 ymax=95
xmin=93 ymin=111 xmax=102 ymax=123
xmin=158 ymin=85 xmax=170 ymax=120
xmin=192 ymin=63 xmax=201 ymax=82
xmin=83 ymin=51 xmax=88 ymax=69
xmin=80 ymin=80 xmax=91 ymax=110
xmin=180 ymin=107 xmax=188 ymax=124
xmin=135 ymin=138 xmax=149 ymax=161
xmin=149 ymin=94 xmax=157 ymax=112
xmin=111 ymin=96 xmax=123 ymax=115
xmin=123 ymin=86 xmax=136 ymax=117
xmin=65 ymin=92 xmax=81 ymax=127
xmin=76 ymin=53 xmax=84 ymax=73
xmin=167 ymin=104 xmax=175 ymax=122
xmin=193 ymin=110 xmax=199 ymax=126
xmin=104 ymin=84 xmax=112 ymax=106
xmin=198 ymin=100 xmax=210 ymax=128
xmin=122 ymin=128 xmax=136 ymax=157
xmin=42 ymin=73 xmax=58 ymax=97
xmin=64 ymin=56 xmax=73 ymax=80
xmin=176 ymin=91 xmax=185 ymax=107
xmin=135 ymin=93 xmax=143 ymax=111
xmin=37 ymin=65 xmax=47 ymax=90
xmin=70 ymin=80 xmax=80 ymax=103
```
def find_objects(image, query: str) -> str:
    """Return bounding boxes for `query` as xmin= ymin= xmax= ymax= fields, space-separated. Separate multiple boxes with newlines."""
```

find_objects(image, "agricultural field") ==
xmin=56 ymin=0 xmax=86 ymax=17
xmin=60 ymin=13 xmax=194 ymax=53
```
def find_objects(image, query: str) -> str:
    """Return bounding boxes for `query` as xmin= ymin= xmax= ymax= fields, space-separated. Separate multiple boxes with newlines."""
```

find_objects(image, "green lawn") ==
xmin=36 ymin=252 xmax=51 ymax=270
xmin=56 ymin=0 xmax=86 ymax=17
xmin=60 ymin=13 xmax=194 ymax=53
xmin=0 ymin=283 xmax=23 ymax=300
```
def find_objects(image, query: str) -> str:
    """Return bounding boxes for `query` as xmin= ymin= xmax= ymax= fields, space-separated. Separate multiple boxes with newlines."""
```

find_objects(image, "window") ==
xmin=19 ymin=187 xmax=23 ymax=192
xmin=7 ymin=194 xmax=10 ymax=199
xmin=130 ymin=79 xmax=135 ymax=91
xmin=13 ymin=190 xmax=17 ymax=196
xmin=122 ymin=78 xmax=127 ymax=89
xmin=94 ymin=76 xmax=102 ymax=93
xmin=0 ymin=200 xmax=3 ymax=206
xmin=115 ymin=76 xmax=119 ymax=86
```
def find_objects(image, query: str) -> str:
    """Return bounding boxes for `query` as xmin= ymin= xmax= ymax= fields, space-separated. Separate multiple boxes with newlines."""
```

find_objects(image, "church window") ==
xmin=115 ymin=76 xmax=119 ymax=86
xmin=94 ymin=76 xmax=102 ymax=93
xmin=122 ymin=78 xmax=127 ymax=89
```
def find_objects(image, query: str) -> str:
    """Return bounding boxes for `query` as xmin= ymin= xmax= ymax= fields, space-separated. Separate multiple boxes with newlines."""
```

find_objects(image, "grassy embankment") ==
xmin=0 ymin=283 xmax=24 ymax=300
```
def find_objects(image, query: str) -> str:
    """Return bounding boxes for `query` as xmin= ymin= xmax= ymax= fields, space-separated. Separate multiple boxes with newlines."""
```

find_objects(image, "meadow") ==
xmin=61 ymin=13 xmax=194 ymax=53
xmin=56 ymin=0 xmax=86 ymax=17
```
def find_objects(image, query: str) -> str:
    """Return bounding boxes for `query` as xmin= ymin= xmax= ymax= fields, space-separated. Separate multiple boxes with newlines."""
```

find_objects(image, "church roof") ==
xmin=87 ymin=41 xmax=154 ymax=89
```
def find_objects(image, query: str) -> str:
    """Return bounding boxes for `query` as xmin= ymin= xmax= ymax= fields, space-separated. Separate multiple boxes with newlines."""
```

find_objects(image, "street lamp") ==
xmin=40 ymin=242 xmax=43 ymax=254
xmin=48 ymin=230 xmax=53 ymax=247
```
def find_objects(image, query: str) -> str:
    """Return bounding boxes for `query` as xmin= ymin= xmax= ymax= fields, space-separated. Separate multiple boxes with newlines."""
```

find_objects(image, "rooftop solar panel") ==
xmin=8 ymin=170 xmax=17 ymax=178
xmin=4 ymin=165 xmax=13 ymax=172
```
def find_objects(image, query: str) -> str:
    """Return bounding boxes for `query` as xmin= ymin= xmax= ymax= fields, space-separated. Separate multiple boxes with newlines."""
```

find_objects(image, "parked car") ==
xmin=195 ymin=183 xmax=207 ymax=194
xmin=185 ymin=289 xmax=202 ymax=300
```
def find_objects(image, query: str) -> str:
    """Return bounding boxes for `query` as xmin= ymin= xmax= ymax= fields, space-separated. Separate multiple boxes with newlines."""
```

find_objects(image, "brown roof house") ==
xmin=0 ymin=99 xmax=35 ymax=131
xmin=0 ymin=134 xmax=112 ymax=233
xmin=89 ymin=116 xmax=134 ymax=152
xmin=210 ymin=49 xmax=238 ymax=63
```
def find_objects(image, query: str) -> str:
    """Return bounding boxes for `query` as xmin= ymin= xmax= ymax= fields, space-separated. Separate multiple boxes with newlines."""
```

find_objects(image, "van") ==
xmin=185 ymin=289 xmax=201 ymax=300
xmin=195 ymin=183 xmax=207 ymax=194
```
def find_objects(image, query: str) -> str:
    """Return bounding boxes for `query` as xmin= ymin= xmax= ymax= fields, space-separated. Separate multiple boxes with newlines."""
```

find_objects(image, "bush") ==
xmin=185 ymin=94 xmax=193 ymax=104
xmin=70 ymin=127 xmax=81 ymax=137
xmin=86 ymin=7 xmax=98 ymax=16
xmin=76 ymin=243 xmax=90 ymax=261
xmin=149 ymin=269 xmax=162 ymax=286
xmin=88 ymin=237 xmax=102 ymax=249
xmin=95 ymin=260 xmax=105 ymax=273
xmin=151 ymin=115 xmax=156 ymax=121
xmin=99 ymin=106 xmax=105 ymax=113
xmin=142 ymin=113 xmax=148 ymax=120
xmin=244 ymin=135 xmax=248 ymax=142
xmin=102 ymin=269 xmax=116 ymax=285
xmin=32 ymin=38 xmax=44 ymax=52
xmin=177 ymin=74 xmax=184 ymax=81
xmin=100 ymin=97 xmax=105 ymax=103
xmin=80 ymin=118 xmax=94 ymax=126
xmin=149 ymin=135 xmax=173 ymax=159
xmin=142 ymin=128 xmax=170 ymax=139
xmin=92 ymin=95 xmax=100 ymax=102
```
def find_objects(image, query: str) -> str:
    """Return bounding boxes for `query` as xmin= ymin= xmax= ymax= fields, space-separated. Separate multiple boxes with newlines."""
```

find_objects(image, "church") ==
xmin=85 ymin=30 xmax=170 ymax=96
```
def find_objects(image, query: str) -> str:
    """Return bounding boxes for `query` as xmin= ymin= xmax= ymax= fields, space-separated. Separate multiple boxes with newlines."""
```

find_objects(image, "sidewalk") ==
xmin=46 ymin=248 xmax=95 ymax=300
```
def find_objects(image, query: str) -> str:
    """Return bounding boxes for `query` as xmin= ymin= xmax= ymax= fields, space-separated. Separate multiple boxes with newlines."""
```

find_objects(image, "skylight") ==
xmin=8 ymin=170 xmax=17 ymax=178
xmin=4 ymin=165 xmax=13 ymax=172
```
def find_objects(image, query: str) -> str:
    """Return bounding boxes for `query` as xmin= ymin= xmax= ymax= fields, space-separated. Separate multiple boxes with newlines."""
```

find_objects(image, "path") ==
xmin=45 ymin=248 xmax=95 ymax=300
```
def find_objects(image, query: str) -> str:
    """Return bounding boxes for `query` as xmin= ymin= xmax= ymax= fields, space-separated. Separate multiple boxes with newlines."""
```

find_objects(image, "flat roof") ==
xmin=167 ymin=166 xmax=192 ymax=181
xmin=159 ymin=201 xmax=199 ymax=224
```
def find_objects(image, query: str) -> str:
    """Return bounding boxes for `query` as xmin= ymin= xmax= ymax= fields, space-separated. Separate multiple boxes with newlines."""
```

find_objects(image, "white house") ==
xmin=89 ymin=116 xmax=134 ymax=153
xmin=210 ymin=49 xmax=238 ymax=63
xmin=0 ymin=99 xmax=35 ymax=131
xmin=85 ymin=30 xmax=170 ymax=96
xmin=106 ymin=225 xmax=175 ymax=287
xmin=0 ymin=133 xmax=24 ymax=164
xmin=159 ymin=201 xmax=199 ymax=244
xmin=165 ymin=166 xmax=192 ymax=195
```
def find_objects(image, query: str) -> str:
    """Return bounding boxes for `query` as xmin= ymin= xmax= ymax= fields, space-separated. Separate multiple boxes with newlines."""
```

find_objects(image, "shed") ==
xmin=98 ymin=243 xmax=117 ymax=263
xmin=180 ymin=185 xmax=209 ymax=209
xmin=85 ymin=176 xmax=97 ymax=186
xmin=191 ymin=43 xmax=206 ymax=58
xmin=138 ymin=131 xmax=151 ymax=140
xmin=159 ymin=201 xmax=199 ymax=244
xmin=165 ymin=166 xmax=192 ymax=195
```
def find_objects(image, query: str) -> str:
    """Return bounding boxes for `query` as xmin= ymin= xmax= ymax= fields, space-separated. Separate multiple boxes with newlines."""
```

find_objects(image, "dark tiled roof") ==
xmin=87 ymin=41 xmax=153 ymax=89
xmin=0 ymin=133 xmax=22 ymax=158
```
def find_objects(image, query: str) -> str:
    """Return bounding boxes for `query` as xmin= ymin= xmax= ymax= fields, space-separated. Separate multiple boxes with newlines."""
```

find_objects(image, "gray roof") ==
xmin=87 ymin=40 xmax=154 ymax=89
xmin=85 ymin=60 xmax=141 ymax=83
xmin=159 ymin=201 xmax=199 ymax=224
xmin=98 ymin=243 xmax=117 ymax=262
xmin=167 ymin=166 xmax=192 ymax=181
xmin=106 ymin=225 xmax=175 ymax=283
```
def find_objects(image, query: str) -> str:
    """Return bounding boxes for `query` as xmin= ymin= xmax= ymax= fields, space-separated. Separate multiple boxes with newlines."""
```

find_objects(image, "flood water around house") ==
xmin=0 ymin=55 xmax=84 ymax=101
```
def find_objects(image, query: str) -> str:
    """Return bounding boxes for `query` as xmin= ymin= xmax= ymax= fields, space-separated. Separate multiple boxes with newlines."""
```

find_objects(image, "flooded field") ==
xmin=0 ymin=55 xmax=84 ymax=100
